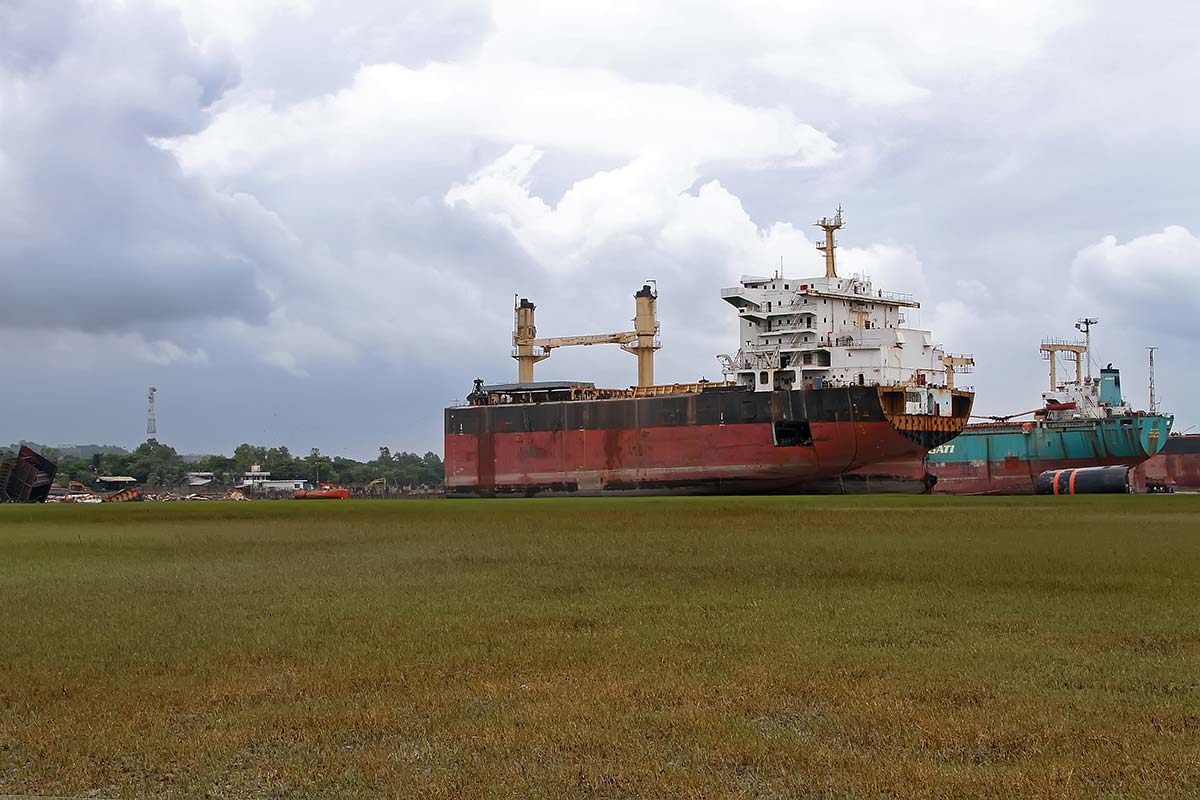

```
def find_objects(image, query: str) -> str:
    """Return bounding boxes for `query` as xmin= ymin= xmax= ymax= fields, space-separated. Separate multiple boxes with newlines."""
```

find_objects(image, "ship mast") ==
xmin=814 ymin=207 xmax=844 ymax=278
xmin=1075 ymin=317 xmax=1098 ymax=381
xmin=1147 ymin=345 xmax=1158 ymax=413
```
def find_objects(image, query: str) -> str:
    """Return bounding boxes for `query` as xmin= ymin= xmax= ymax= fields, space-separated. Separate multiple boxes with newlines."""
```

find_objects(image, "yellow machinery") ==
xmin=513 ymin=283 xmax=661 ymax=387
xmin=940 ymin=353 xmax=975 ymax=389
xmin=815 ymin=206 xmax=844 ymax=279
xmin=1040 ymin=339 xmax=1088 ymax=389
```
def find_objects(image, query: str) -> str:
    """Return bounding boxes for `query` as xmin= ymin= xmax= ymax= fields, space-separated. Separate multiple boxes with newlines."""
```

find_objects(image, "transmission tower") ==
xmin=147 ymin=387 xmax=157 ymax=440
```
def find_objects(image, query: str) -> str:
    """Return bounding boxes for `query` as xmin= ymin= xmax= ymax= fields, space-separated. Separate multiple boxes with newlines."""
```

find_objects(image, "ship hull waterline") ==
xmin=445 ymin=386 xmax=969 ymax=497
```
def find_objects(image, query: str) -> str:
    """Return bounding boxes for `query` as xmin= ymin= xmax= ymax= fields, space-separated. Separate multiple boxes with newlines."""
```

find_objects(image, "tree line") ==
xmin=4 ymin=441 xmax=443 ymax=488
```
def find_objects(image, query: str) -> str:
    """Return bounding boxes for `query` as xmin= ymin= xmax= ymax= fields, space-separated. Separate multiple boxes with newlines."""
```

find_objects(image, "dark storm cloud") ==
xmin=3 ymin=0 xmax=1198 ymax=455
xmin=0 ymin=0 xmax=277 ymax=333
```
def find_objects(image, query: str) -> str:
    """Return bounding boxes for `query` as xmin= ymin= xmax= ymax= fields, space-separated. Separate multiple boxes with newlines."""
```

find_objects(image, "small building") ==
xmin=255 ymin=479 xmax=312 ymax=492
xmin=96 ymin=476 xmax=139 ymax=492
xmin=184 ymin=471 xmax=214 ymax=487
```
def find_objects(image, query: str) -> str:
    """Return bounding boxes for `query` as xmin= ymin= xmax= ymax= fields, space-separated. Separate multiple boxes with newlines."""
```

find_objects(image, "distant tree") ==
xmin=304 ymin=448 xmax=333 ymax=484
xmin=196 ymin=454 xmax=238 ymax=483
xmin=421 ymin=452 xmax=443 ymax=484
xmin=127 ymin=440 xmax=187 ymax=486
xmin=97 ymin=451 xmax=133 ymax=478
xmin=10 ymin=437 xmax=444 ymax=488
xmin=329 ymin=456 xmax=367 ymax=485
xmin=263 ymin=446 xmax=300 ymax=478
xmin=56 ymin=456 xmax=94 ymax=485
xmin=233 ymin=443 xmax=268 ymax=472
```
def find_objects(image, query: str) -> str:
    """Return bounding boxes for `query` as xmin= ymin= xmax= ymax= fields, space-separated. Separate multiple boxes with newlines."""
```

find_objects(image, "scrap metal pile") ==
xmin=0 ymin=446 xmax=57 ymax=503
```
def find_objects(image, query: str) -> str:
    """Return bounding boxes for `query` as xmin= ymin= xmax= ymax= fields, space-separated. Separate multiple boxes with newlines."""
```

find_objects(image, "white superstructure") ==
xmin=1040 ymin=321 xmax=1134 ymax=421
xmin=718 ymin=209 xmax=969 ymax=412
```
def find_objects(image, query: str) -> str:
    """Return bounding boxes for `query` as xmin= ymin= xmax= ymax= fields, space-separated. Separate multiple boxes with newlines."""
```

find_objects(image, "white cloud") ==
xmin=153 ymin=0 xmax=315 ymax=46
xmin=443 ymin=146 xmax=974 ymax=387
xmin=445 ymin=146 xmax=821 ymax=282
xmin=172 ymin=59 xmax=837 ymax=177
xmin=481 ymin=0 xmax=1080 ymax=106
xmin=1070 ymin=226 xmax=1200 ymax=340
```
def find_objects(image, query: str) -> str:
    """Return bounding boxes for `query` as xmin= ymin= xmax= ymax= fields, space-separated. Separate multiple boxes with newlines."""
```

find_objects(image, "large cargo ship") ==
xmin=918 ymin=322 xmax=1173 ymax=494
xmin=444 ymin=210 xmax=974 ymax=496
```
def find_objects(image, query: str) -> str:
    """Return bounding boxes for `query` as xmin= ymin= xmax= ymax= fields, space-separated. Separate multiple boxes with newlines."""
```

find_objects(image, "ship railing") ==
xmin=631 ymin=381 xmax=736 ymax=397
xmin=845 ymin=274 xmax=914 ymax=303
xmin=815 ymin=336 xmax=858 ymax=348
xmin=1040 ymin=337 xmax=1087 ymax=349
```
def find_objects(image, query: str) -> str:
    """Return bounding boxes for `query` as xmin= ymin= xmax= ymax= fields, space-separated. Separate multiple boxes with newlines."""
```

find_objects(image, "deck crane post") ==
xmin=512 ymin=283 xmax=662 ymax=387
xmin=939 ymin=353 xmax=974 ymax=389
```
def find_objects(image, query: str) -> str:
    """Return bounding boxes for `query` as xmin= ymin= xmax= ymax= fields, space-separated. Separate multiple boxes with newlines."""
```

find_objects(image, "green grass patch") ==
xmin=2 ymin=496 xmax=1198 ymax=798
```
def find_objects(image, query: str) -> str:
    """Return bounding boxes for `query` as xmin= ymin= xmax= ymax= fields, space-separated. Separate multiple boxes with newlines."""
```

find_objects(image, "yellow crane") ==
xmin=1040 ymin=338 xmax=1088 ymax=390
xmin=513 ymin=283 xmax=661 ymax=387
xmin=939 ymin=353 xmax=975 ymax=389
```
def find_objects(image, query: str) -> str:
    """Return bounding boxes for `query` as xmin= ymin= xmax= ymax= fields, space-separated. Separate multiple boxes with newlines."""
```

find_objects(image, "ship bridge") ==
xmin=718 ymin=208 xmax=959 ymax=395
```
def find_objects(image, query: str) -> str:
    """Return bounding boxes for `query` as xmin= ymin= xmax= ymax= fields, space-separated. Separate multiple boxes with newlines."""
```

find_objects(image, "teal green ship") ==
xmin=925 ymin=324 xmax=1173 ymax=494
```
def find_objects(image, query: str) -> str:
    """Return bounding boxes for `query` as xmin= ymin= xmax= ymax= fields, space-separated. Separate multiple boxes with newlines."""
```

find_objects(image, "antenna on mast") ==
xmin=1147 ymin=346 xmax=1158 ymax=413
xmin=814 ymin=206 xmax=844 ymax=279
xmin=146 ymin=387 xmax=157 ymax=441
xmin=1074 ymin=317 xmax=1099 ymax=380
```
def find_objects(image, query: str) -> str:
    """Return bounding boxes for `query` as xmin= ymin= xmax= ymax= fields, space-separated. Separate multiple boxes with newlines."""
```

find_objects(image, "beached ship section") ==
xmin=1134 ymin=434 xmax=1200 ymax=491
xmin=922 ymin=323 xmax=1173 ymax=494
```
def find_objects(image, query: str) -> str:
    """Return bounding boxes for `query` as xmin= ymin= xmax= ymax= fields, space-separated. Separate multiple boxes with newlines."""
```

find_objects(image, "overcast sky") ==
xmin=2 ymin=0 xmax=1198 ymax=457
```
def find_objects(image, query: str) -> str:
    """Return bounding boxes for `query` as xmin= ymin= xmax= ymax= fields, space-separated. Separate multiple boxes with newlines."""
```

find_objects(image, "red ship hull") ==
xmin=843 ymin=453 xmax=1160 ymax=496
xmin=445 ymin=385 xmax=970 ymax=497
xmin=1133 ymin=435 xmax=1200 ymax=491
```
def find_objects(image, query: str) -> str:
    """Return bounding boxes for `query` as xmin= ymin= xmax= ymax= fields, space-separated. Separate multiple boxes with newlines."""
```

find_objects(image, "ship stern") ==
xmin=836 ymin=386 xmax=974 ymax=493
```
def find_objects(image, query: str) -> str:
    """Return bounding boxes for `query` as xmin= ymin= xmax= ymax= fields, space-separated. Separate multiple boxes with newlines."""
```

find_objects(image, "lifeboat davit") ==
xmin=1036 ymin=401 xmax=1077 ymax=414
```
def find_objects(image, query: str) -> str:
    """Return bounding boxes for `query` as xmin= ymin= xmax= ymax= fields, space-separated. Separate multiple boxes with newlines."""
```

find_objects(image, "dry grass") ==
xmin=1 ymin=496 xmax=1198 ymax=798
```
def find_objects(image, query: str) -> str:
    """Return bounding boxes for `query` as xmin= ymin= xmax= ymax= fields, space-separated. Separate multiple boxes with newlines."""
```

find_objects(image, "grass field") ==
xmin=1 ymin=496 xmax=1198 ymax=798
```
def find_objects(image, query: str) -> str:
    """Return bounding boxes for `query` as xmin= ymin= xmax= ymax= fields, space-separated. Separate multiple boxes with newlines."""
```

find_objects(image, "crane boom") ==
xmin=939 ymin=353 xmax=974 ymax=389
xmin=512 ymin=284 xmax=660 ymax=386
xmin=523 ymin=331 xmax=638 ymax=349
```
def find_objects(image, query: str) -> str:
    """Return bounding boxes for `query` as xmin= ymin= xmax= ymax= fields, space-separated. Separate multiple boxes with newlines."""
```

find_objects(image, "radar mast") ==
xmin=814 ymin=207 xmax=844 ymax=278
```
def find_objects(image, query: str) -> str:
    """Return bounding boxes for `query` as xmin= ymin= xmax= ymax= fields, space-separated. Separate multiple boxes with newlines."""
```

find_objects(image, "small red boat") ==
xmin=293 ymin=486 xmax=350 ymax=500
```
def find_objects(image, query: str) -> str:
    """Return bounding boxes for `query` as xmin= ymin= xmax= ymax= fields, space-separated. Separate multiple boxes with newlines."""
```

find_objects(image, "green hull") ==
xmin=925 ymin=414 xmax=1174 ymax=494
